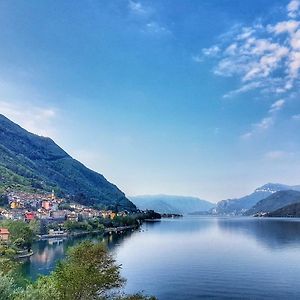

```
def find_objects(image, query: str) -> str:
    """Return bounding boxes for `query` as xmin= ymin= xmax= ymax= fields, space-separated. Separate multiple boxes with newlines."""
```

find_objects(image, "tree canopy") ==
xmin=0 ymin=241 xmax=156 ymax=300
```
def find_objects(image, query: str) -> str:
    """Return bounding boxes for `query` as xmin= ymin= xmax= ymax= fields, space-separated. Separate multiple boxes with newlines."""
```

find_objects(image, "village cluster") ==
xmin=0 ymin=190 xmax=127 ymax=223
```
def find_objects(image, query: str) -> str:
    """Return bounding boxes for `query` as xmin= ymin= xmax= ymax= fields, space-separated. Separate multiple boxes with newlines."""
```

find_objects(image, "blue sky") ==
xmin=1 ymin=0 xmax=300 ymax=202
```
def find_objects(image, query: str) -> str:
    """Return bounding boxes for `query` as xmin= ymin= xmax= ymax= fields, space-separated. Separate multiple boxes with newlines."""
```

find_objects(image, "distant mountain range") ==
xmin=212 ymin=183 xmax=300 ymax=216
xmin=245 ymin=190 xmax=300 ymax=216
xmin=131 ymin=184 xmax=300 ymax=217
xmin=130 ymin=195 xmax=215 ymax=214
xmin=0 ymin=114 xmax=136 ymax=211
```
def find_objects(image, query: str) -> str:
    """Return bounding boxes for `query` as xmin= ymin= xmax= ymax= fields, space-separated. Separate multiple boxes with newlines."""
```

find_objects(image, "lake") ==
xmin=23 ymin=217 xmax=300 ymax=299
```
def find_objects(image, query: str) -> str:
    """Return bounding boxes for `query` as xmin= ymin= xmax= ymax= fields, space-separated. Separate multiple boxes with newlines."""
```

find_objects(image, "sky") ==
xmin=1 ymin=0 xmax=300 ymax=202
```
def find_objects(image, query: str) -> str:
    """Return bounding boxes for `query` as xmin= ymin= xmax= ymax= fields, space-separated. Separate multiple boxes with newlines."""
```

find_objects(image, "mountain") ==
xmin=266 ymin=202 xmax=300 ymax=218
xmin=130 ymin=195 xmax=215 ymax=214
xmin=245 ymin=190 xmax=300 ymax=216
xmin=0 ymin=114 xmax=136 ymax=211
xmin=212 ymin=183 xmax=300 ymax=215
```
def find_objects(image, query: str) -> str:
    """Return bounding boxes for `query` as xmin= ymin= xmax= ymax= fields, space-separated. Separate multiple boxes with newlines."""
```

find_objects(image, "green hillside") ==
xmin=0 ymin=114 xmax=136 ymax=211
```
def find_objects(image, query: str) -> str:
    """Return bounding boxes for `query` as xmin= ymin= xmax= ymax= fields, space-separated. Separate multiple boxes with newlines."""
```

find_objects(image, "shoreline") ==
xmin=15 ymin=250 xmax=34 ymax=259
xmin=38 ymin=224 xmax=138 ymax=240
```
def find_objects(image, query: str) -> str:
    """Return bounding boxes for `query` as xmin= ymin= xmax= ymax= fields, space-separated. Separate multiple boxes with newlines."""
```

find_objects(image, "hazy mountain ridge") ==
xmin=266 ymin=202 xmax=300 ymax=218
xmin=245 ymin=190 xmax=300 ymax=216
xmin=213 ymin=183 xmax=300 ymax=215
xmin=0 ymin=114 xmax=136 ymax=211
xmin=130 ymin=195 xmax=215 ymax=214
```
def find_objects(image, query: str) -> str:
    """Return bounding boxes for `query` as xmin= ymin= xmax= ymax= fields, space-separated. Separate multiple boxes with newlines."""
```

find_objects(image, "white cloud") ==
xmin=269 ymin=20 xmax=299 ymax=34
xmin=241 ymin=116 xmax=274 ymax=140
xmin=201 ymin=3 xmax=300 ymax=97
xmin=236 ymin=27 xmax=255 ymax=40
xmin=225 ymin=43 xmax=238 ymax=55
xmin=0 ymin=100 xmax=57 ymax=138
xmin=269 ymin=99 xmax=285 ymax=113
xmin=256 ymin=116 xmax=274 ymax=130
xmin=202 ymin=45 xmax=220 ymax=57
xmin=144 ymin=22 xmax=171 ymax=35
xmin=223 ymin=81 xmax=262 ymax=98
xmin=193 ymin=46 xmax=220 ymax=63
xmin=128 ymin=1 xmax=149 ymax=15
xmin=287 ymin=0 xmax=300 ymax=18
xmin=289 ymin=50 xmax=300 ymax=77
xmin=214 ymin=56 xmax=249 ymax=77
xmin=241 ymin=99 xmax=285 ymax=139
xmin=128 ymin=1 xmax=170 ymax=36
xmin=290 ymin=29 xmax=300 ymax=49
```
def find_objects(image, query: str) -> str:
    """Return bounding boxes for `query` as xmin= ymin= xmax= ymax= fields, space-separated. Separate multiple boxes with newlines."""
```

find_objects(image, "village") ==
xmin=0 ymin=190 xmax=135 ymax=243
xmin=0 ymin=190 xmax=127 ymax=221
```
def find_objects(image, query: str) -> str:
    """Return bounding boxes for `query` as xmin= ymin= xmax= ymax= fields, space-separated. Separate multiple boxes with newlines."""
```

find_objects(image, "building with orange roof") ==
xmin=0 ymin=228 xmax=10 ymax=241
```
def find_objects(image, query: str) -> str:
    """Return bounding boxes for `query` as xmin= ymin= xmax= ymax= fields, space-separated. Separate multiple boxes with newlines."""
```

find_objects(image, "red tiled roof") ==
xmin=0 ymin=228 xmax=9 ymax=234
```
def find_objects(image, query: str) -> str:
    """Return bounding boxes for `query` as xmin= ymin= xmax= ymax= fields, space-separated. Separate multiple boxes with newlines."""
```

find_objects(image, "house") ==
xmin=101 ymin=210 xmax=116 ymax=219
xmin=42 ymin=200 xmax=51 ymax=210
xmin=10 ymin=201 xmax=22 ymax=209
xmin=110 ymin=212 xmax=116 ymax=219
xmin=117 ymin=211 xmax=128 ymax=217
xmin=0 ymin=228 xmax=10 ymax=241
xmin=25 ymin=212 xmax=36 ymax=221
xmin=67 ymin=212 xmax=78 ymax=222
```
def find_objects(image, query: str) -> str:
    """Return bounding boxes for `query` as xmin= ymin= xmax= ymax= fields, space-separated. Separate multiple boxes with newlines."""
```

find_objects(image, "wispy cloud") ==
xmin=241 ymin=99 xmax=285 ymax=139
xmin=143 ymin=22 xmax=171 ymax=35
xmin=223 ymin=81 xmax=263 ymax=98
xmin=128 ymin=0 xmax=170 ymax=36
xmin=287 ymin=0 xmax=300 ymax=18
xmin=202 ymin=45 xmax=220 ymax=57
xmin=192 ymin=45 xmax=220 ymax=63
xmin=0 ymin=100 xmax=57 ymax=138
xmin=0 ymin=78 xmax=58 ymax=138
xmin=269 ymin=99 xmax=285 ymax=113
xmin=199 ymin=0 xmax=300 ymax=98
xmin=128 ymin=1 xmax=151 ymax=16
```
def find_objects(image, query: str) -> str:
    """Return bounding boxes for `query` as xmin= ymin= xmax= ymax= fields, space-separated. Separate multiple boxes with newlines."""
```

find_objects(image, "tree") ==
xmin=28 ymin=220 xmax=40 ymax=236
xmin=52 ymin=241 xmax=124 ymax=299
xmin=39 ymin=220 xmax=48 ymax=235
xmin=0 ymin=220 xmax=34 ymax=249
xmin=0 ymin=194 xmax=8 ymax=207
xmin=0 ymin=272 xmax=16 ymax=300
xmin=13 ymin=238 xmax=26 ymax=249
xmin=2 ymin=240 xmax=156 ymax=300
xmin=15 ymin=276 xmax=60 ymax=300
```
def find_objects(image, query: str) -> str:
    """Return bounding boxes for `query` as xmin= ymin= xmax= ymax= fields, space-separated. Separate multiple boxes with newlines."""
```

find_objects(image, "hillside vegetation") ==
xmin=266 ymin=202 xmax=300 ymax=217
xmin=0 ymin=114 xmax=136 ymax=211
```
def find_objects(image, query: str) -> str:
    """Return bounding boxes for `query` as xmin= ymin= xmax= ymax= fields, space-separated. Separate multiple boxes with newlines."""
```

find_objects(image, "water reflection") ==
xmin=216 ymin=217 xmax=300 ymax=249
xmin=22 ymin=231 xmax=133 ymax=280
xmin=143 ymin=217 xmax=215 ymax=234
xmin=22 ymin=217 xmax=300 ymax=300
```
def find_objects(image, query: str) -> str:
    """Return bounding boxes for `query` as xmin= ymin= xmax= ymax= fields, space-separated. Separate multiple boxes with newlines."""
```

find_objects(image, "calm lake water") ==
xmin=23 ymin=217 xmax=300 ymax=299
